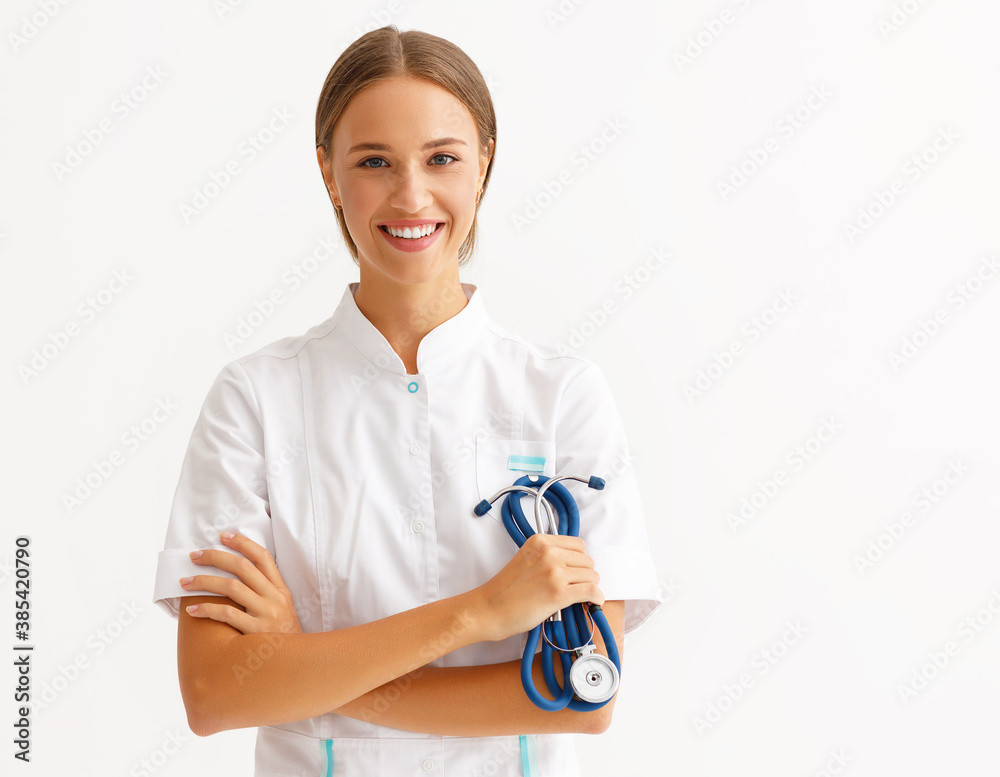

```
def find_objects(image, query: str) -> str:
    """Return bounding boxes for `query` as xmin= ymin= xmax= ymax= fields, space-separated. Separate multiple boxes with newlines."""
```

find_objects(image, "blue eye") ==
xmin=357 ymin=154 xmax=458 ymax=169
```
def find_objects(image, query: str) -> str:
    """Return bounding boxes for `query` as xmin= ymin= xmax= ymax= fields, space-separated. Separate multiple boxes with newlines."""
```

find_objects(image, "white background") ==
xmin=3 ymin=0 xmax=999 ymax=775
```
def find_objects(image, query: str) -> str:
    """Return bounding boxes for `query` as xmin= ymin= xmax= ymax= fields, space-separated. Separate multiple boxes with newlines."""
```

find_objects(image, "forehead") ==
xmin=334 ymin=75 xmax=477 ymax=154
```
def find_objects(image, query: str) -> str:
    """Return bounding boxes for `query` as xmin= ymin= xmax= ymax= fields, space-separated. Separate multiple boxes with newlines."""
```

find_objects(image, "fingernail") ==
xmin=179 ymin=576 xmax=193 ymax=586
xmin=186 ymin=605 xmax=199 ymax=614
xmin=221 ymin=531 xmax=235 ymax=540
xmin=189 ymin=550 xmax=203 ymax=560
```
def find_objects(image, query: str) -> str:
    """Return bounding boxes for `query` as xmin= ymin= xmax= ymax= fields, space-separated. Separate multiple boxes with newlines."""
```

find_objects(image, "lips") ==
xmin=377 ymin=221 xmax=446 ymax=252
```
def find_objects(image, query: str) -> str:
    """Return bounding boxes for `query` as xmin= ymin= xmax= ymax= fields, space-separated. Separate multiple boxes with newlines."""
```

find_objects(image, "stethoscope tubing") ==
xmin=497 ymin=474 xmax=621 ymax=712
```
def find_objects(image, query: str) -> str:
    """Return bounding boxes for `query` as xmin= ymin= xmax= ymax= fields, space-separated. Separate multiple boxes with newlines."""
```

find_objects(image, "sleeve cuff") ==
xmin=152 ymin=545 xmax=246 ymax=619
xmin=589 ymin=544 xmax=664 ymax=634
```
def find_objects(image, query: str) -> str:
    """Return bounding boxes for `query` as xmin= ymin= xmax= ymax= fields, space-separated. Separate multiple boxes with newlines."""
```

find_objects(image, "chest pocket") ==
xmin=475 ymin=437 xmax=557 ymax=525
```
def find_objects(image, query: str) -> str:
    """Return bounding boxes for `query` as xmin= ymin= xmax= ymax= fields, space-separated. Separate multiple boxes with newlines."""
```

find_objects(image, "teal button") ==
xmin=408 ymin=381 xmax=419 ymax=393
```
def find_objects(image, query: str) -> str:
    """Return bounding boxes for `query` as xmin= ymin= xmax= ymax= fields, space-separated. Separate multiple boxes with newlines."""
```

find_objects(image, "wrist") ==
xmin=453 ymin=587 xmax=496 ymax=644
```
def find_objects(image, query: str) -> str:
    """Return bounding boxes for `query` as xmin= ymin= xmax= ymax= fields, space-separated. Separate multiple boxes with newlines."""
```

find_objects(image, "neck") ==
xmin=353 ymin=267 xmax=469 ymax=375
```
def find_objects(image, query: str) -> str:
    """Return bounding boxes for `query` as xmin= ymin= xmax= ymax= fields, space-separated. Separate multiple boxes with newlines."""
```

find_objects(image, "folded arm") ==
xmin=328 ymin=599 xmax=625 ymax=736
xmin=177 ymin=532 xmax=612 ymax=736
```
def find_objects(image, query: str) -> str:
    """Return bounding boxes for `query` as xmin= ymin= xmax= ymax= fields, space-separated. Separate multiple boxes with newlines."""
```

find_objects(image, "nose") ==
xmin=388 ymin=163 xmax=433 ymax=213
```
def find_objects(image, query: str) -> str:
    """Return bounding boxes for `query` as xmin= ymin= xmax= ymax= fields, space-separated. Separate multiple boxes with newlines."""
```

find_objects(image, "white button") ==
xmin=422 ymin=760 xmax=434 ymax=771
xmin=412 ymin=521 xmax=424 ymax=533
xmin=409 ymin=444 xmax=421 ymax=455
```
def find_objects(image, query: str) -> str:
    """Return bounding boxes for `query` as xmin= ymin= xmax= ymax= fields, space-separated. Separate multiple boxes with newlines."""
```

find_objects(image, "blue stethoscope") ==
xmin=473 ymin=473 xmax=621 ymax=711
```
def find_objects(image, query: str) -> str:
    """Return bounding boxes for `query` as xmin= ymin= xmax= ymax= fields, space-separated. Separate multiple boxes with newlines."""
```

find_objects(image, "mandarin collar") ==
xmin=333 ymin=281 xmax=487 ymax=376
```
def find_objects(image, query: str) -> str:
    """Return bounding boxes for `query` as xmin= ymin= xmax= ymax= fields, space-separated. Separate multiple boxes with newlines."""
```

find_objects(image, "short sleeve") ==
xmin=555 ymin=360 xmax=663 ymax=634
xmin=152 ymin=360 xmax=276 ymax=619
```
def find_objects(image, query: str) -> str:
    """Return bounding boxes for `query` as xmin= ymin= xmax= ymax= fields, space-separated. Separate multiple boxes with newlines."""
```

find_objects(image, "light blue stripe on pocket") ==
xmin=508 ymin=455 xmax=546 ymax=473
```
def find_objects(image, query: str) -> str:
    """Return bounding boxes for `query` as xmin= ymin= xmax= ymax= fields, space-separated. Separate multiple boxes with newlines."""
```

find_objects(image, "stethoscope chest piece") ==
xmin=568 ymin=646 xmax=620 ymax=704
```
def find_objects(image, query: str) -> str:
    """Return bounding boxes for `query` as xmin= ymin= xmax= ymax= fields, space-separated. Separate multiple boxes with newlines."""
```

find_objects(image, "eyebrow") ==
xmin=346 ymin=137 xmax=468 ymax=155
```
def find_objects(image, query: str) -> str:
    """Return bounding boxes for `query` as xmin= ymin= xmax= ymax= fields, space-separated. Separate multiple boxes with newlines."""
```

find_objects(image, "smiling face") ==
xmin=318 ymin=75 xmax=493 ymax=289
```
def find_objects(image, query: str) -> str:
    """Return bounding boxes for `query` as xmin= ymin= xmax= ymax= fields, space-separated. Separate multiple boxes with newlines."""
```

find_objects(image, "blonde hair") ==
xmin=315 ymin=25 xmax=497 ymax=268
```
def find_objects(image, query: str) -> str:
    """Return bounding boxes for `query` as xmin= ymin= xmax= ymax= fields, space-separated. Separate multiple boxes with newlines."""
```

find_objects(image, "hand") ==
xmin=471 ymin=533 xmax=604 ymax=642
xmin=180 ymin=532 xmax=302 ymax=635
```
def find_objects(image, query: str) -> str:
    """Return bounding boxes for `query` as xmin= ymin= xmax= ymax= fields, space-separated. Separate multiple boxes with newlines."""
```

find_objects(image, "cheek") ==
xmin=338 ymin=182 xmax=377 ymax=231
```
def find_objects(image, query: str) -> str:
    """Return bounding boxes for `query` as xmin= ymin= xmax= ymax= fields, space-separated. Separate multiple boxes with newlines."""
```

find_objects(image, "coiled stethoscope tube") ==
xmin=473 ymin=473 xmax=621 ymax=711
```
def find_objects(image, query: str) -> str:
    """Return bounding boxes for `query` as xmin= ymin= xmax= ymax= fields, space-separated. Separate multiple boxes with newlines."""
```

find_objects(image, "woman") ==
xmin=153 ymin=25 xmax=662 ymax=776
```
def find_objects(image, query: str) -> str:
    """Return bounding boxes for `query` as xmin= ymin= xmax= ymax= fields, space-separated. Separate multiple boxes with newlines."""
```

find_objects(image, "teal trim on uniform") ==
xmin=508 ymin=455 xmax=546 ymax=473
xmin=519 ymin=734 xmax=539 ymax=775
xmin=408 ymin=381 xmax=419 ymax=393
xmin=321 ymin=739 xmax=334 ymax=776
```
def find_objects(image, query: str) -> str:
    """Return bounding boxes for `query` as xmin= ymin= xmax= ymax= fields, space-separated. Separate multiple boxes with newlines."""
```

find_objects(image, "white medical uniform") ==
xmin=153 ymin=281 xmax=662 ymax=777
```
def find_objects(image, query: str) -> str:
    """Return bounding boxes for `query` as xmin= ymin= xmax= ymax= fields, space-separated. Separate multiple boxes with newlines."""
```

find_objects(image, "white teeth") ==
xmin=385 ymin=224 xmax=438 ymax=239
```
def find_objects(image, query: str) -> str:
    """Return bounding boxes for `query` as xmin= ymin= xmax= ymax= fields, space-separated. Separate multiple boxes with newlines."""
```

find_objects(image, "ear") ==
xmin=316 ymin=146 xmax=338 ymax=200
xmin=477 ymin=138 xmax=495 ymax=193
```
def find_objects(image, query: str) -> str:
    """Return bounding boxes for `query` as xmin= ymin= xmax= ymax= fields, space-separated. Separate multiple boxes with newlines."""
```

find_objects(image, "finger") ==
xmin=558 ymin=549 xmax=596 ymax=569
xmin=219 ymin=532 xmax=288 ymax=592
xmin=535 ymin=541 xmax=595 ymax=570
xmin=568 ymin=582 xmax=605 ymax=607
xmin=180 ymin=571 xmax=263 ymax=611
xmin=191 ymin=546 xmax=272 ymax=598
xmin=184 ymin=599 xmax=257 ymax=634
xmin=531 ymin=534 xmax=586 ymax=552
xmin=560 ymin=566 xmax=600 ymax=589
